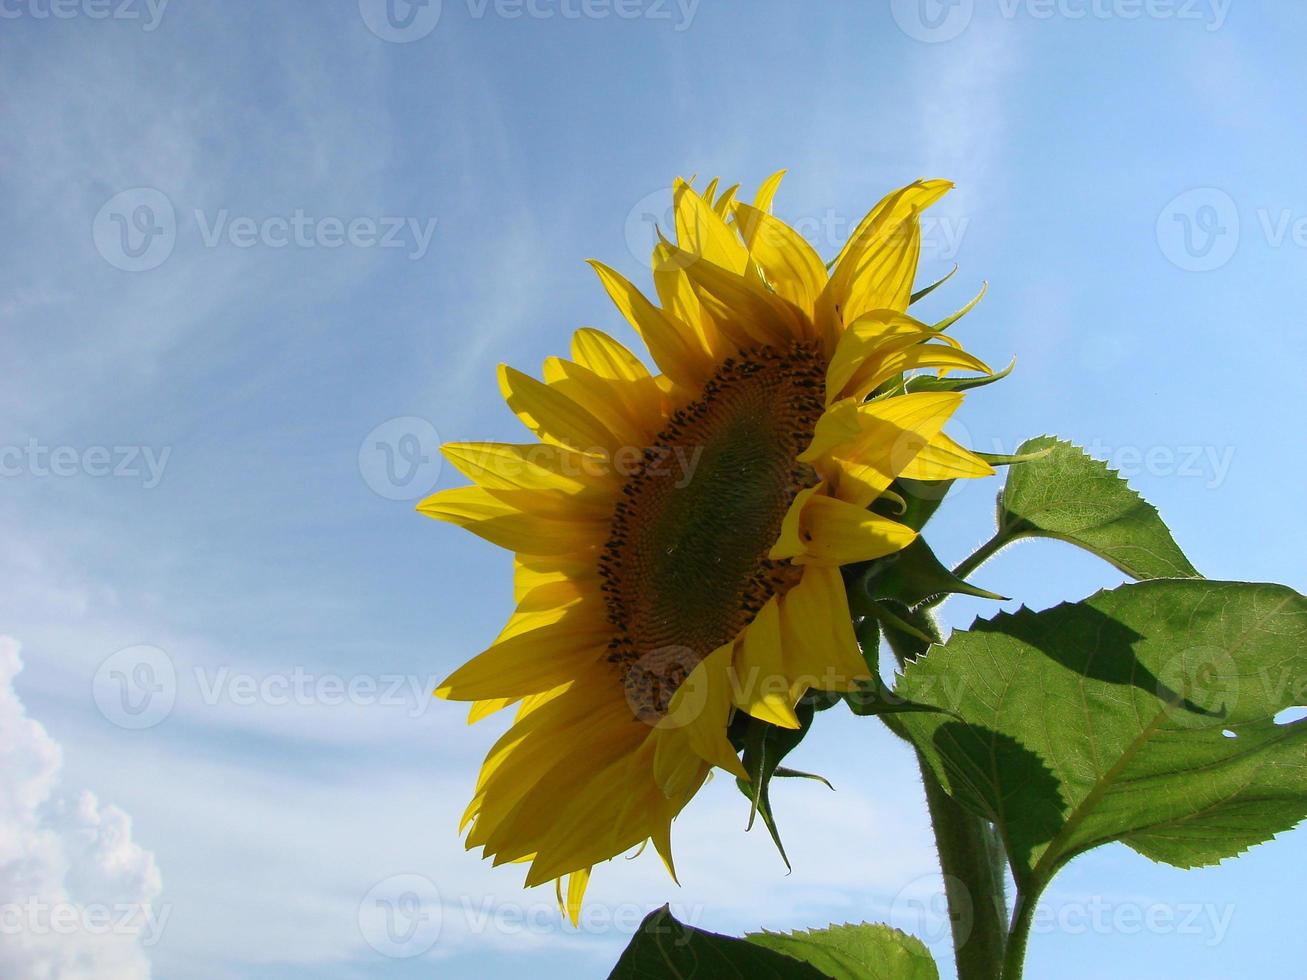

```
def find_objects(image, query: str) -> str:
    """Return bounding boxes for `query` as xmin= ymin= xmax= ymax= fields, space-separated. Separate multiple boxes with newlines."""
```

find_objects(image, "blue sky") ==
xmin=1 ymin=1 xmax=1305 ymax=977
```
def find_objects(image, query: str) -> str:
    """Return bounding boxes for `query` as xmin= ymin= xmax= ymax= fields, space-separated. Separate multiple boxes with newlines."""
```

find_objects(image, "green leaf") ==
xmin=748 ymin=923 xmax=940 ymax=980
xmin=859 ymin=537 xmax=1007 ymax=608
xmin=996 ymin=436 xmax=1199 ymax=579
xmin=897 ymin=579 xmax=1307 ymax=894
xmin=609 ymin=906 xmax=827 ymax=979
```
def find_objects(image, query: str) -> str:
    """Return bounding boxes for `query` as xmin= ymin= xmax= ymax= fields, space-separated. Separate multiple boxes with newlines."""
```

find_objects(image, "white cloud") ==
xmin=0 ymin=637 xmax=164 ymax=980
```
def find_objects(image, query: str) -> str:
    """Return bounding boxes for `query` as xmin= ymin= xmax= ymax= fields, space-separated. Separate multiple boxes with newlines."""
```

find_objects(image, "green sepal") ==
xmin=858 ymin=537 xmax=1008 ymax=608
xmin=730 ymin=699 xmax=820 ymax=870
xmin=872 ymin=478 xmax=953 ymax=532
xmin=909 ymin=264 xmax=958 ymax=304
xmin=772 ymin=766 xmax=835 ymax=790
xmin=930 ymin=280 xmax=987 ymax=331
xmin=905 ymin=356 xmax=1015 ymax=394
xmin=973 ymin=443 xmax=1053 ymax=466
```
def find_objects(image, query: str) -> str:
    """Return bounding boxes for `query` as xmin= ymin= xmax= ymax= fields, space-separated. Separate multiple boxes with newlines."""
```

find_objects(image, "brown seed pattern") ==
xmin=600 ymin=341 xmax=827 ymax=721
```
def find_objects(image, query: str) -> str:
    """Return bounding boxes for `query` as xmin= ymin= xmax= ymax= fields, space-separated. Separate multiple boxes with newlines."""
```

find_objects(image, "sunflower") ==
xmin=419 ymin=172 xmax=997 ymax=921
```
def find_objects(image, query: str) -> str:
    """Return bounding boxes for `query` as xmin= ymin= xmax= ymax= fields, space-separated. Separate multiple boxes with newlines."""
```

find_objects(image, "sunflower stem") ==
xmin=950 ymin=530 xmax=1011 ymax=584
xmin=1000 ymin=887 xmax=1042 ymax=980
xmin=882 ymin=611 xmax=1009 ymax=980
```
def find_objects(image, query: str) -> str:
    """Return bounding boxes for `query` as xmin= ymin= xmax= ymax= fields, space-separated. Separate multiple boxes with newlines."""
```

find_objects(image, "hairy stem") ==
xmin=920 ymin=765 xmax=1010 ymax=980
xmin=1001 ymin=888 xmax=1042 ymax=980
xmin=882 ymin=613 xmax=1009 ymax=980
xmin=949 ymin=529 xmax=1013 ymax=586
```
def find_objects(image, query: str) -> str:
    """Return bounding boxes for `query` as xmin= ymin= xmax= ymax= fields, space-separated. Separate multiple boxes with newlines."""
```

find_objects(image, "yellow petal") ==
xmin=669 ymin=242 xmax=808 ymax=348
xmin=541 ymin=357 xmax=653 ymax=449
xmin=770 ymin=484 xmax=825 ymax=570
xmin=847 ymin=345 xmax=992 ymax=403
xmin=769 ymin=491 xmax=917 ymax=565
xmin=712 ymin=183 xmax=740 ymax=218
xmin=498 ymin=364 xmax=623 ymax=453
xmin=731 ymin=599 xmax=801 ymax=728
xmin=818 ymin=180 xmax=952 ymax=347
xmin=831 ymin=179 xmax=952 ymax=276
xmin=566 ymin=868 xmax=591 ymax=925
xmin=778 ymin=565 xmax=870 ymax=692
xmin=753 ymin=169 xmax=787 ymax=214
xmin=824 ymin=311 xmax=937 ymax=405
xmin=417 ymin=486 xmax=606 ymax=555
xmin=513 ymin=554 xmax=594 ymax=601
xmin=733 ymin=202 xmax=827 ymax=317
xmin=842 ymin=212 xmax=922 ymax=326
xmin=435 ymin=616 xmax=609 ymax=701
xmin=674 ymin=178 xmax=750 ymax=274
xmin=468 ymin=697 xmax=515 ymax=724
xmin=442 ymin=441 xmax=613 ymax=495
xmin=570 ymin=328 xmax=652 ymax=382
xmin=898 ymin=431 xmax=996 ymax=481
xmin=589 ymin=260 xmax=713 ymax=387
xmin=802 ymin=391 xmax=962 ymax=465
xmin=662 ymin=643 xmax=748 ymax=779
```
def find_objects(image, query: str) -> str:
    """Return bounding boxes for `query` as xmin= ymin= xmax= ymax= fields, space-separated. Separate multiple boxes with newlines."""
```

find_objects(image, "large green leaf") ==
xmin=996 ymin=436 xmax=1199 ymax=579
xmin=897 ymin=580 xmax=1307 ymax=893
xmin=609 ymin=907 xmax=940 ymax=980
xmin=748 ymin=923 xmax=939 ymax=980
xmin=608 ymin=906 xmax=826 ymax=979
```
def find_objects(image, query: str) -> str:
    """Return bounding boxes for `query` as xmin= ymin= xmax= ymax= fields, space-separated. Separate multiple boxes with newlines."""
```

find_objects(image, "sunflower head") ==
xmin=419 ymin=172 xmax=1001 ymax=921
